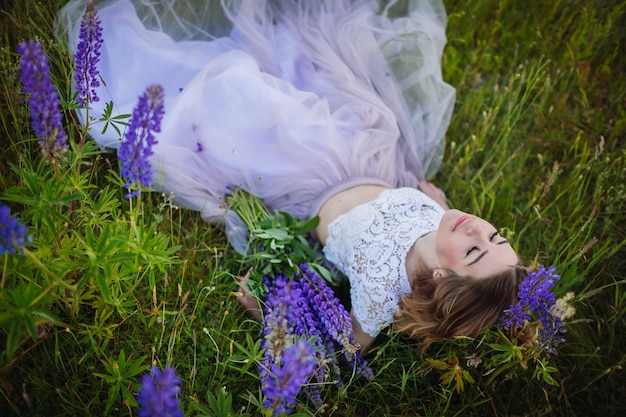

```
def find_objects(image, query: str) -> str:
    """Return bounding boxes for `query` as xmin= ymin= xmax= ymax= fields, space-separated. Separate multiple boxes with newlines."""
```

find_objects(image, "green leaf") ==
xmin=93 ymin=373 xmax=118 ymax=384
xmin=104 ymin=383 xmax=121 ymax=414
xmin=254 ymin=228 xmax=293 ymax=242
xmin=120 ymin=383 xmax=138 ymax=407
xmin=428 ymin=359 xmax=451 ymax=371
xmin=307 ymin=263 xmax=334 ymax=283
xmin=94 ymin=270 xmax=112 ymax=303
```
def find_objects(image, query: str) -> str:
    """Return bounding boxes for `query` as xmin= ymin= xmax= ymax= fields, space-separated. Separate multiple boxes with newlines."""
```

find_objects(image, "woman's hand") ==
xmin=235 ymin=269 xmax=262 ymax=321
xmin=418 ymin=180 xmax=449 ymax=210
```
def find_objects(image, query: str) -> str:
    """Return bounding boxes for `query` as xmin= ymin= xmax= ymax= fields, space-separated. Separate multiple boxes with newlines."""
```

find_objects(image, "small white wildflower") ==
xmin=465 ymin=353 xmax=482 ymax=368
xmin=549 ymin=292 xmax=576 ymax=320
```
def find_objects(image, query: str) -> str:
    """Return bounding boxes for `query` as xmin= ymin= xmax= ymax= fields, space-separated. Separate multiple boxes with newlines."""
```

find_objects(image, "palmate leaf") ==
xmin=99 ymin=100 xmax=131 ymax=136
xmin=0 ymin=281 xmax=63 ymax=363
xmin=94 ymin=349 xmax=149 ymax=413
xmin=428 ymin=356 xmax=475 ymax=393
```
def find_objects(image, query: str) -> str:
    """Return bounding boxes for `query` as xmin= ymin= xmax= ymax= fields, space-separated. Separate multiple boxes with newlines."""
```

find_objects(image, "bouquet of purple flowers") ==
xmin=228 ymin=189 xmax=373 ymax=416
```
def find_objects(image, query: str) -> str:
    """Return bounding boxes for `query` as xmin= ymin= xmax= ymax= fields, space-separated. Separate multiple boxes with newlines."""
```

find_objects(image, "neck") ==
xmin=405 ymin=231 xmax=438 ymax=284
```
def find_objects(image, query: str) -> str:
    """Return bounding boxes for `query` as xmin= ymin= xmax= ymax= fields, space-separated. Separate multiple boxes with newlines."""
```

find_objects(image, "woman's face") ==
xmin=434 ymin=209 xmax=519 ymax=278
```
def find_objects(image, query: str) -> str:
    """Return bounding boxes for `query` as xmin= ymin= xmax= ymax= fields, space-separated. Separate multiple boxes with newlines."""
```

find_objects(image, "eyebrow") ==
xmin=469 ymin=239 xmax=509 ymax=266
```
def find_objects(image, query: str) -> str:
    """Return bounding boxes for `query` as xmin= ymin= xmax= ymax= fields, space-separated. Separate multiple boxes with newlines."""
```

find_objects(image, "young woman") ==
xmin=59 ymin=0 xmax=524 ymax=351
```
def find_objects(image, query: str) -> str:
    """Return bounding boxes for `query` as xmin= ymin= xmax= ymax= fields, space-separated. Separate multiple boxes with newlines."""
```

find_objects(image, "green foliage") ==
xmin=0 ymin=0 xmax=625 ymax=416
xmin=93 ymin=349 xmax=150 ymax=413
xmin=229 ymin=188 xmax=324 ymax=275
xmin=226 ymin=188 xmax=333 ymax=304
xmin=189 ymin=387 xmax=252 ymax=417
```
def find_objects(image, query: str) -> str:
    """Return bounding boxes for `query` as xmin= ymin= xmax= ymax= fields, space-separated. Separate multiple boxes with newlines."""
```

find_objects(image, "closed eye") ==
xmin=492 ymin=231 xmax=510 ymax=245
xmin=466 ymin=246 xmax=479 ymax=256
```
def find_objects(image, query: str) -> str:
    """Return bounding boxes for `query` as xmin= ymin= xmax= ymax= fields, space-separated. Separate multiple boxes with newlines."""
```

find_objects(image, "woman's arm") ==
xmin=350 ymin=310 xmax=375 ymax=354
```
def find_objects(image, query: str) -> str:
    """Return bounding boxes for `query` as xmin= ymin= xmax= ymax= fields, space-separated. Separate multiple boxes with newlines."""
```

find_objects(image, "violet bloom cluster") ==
xmin=118 ymin=85 xmax=165 ymax=198
xmin=260 ymin=274 xmax=312 ymax=415
xmin=17 ymin=40 xmax=67 ymax=158
xmin=298 ymin=265 xmax=373 ymax=380
xmin=0 ymin=204 xmax=30 ymax=255
xmin=260 ymin=264 xmax=373 ymax=414
xmin=264 ymin=340 xmax=317 ymax=416
xmin=74 ymin=1 xmax=103 ymax=107
xmin=137 ymin=366 xmax=183 ymax=417
xmin=500 ymin=265 xmax=566 ymax=353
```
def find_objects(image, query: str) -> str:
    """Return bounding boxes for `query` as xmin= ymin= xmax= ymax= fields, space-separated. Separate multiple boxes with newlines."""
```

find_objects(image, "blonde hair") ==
xmin=394 ymin=262 xmax=526 ymax=350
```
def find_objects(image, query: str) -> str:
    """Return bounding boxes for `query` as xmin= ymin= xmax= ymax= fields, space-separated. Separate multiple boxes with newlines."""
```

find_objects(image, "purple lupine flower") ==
xmin=17 ymin=40 xmax=67 ymax=159
xmin=260 ymin=274 xmax=288 ymax=384
xmin=287 ymin=277 xmax=327 ymax=408
xmin=260 ymin=274 xmax=320 ymax=413
xmin=352 ymin=350 xmax=374 ymax=380
xmin=0 ymin=204 xmax=31 ymax=255
xmin=264 ymin=339 xmax=317 ymax=416
xmin=260 ymin=267 xmax=373 ymax=412
xmin=260 ymin=275 xmax=299 ymax=384
xmin=137 ymin=366 xmax=183 ymax=417
xmin=500 ymin=265 xmax=566 ymax=353
xmin=74 ymin=1 xmax=103 ymax=106
xmin=300 ymin=265 xmax=353 ymax=352
xmin=501 ymin=302 xmax=530 ymax=329
xmin=300 ymin=264 xmax=373 ymax=380
xmin=118 ymin=84 xmax=164 ymax=198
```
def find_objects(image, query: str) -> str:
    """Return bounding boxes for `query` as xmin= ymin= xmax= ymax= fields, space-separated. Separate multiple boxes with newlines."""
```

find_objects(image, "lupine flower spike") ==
xmin=260 ymin=266 xmax=373 ymax=414
xmin=264 ymin=340 xmax=317 ymax=416
xmin=118 ymin=84 xmax=165 ymax=198
xmin=0 ymin=204 xmax=31 ymax=255
xmin=137 ymin=366 xmax=183 ymax=417
xmin=74 ymin=1 xmax=103 ymax=107
xmin=17 ymin=40 xmax=68 ymax=160
xmin=299 ymin=264 xmax=373 ymax=380
xmin=260 ymin=274 xmax=316 ymax=414
xmin=500 ymin=265 xmax=567 ymax=354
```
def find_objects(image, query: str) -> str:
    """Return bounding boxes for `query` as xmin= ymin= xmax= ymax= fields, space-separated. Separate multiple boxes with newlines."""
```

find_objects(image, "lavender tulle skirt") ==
xmin=58 ymin=0 xmax=455 ymax=250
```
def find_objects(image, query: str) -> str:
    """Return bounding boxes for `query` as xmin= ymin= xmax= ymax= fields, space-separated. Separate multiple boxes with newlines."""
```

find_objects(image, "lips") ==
xmin=453 ymin=215 xmax=469 ymax=231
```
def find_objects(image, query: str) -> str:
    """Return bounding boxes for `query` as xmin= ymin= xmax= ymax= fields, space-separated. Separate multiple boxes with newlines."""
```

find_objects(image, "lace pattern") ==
xmin=324 ymin=188 xmax=445 ymax=337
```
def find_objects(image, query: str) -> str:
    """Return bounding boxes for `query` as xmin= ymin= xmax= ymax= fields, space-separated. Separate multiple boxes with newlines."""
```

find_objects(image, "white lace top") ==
xmin=323 ymin=188 xmax=445 ymax=337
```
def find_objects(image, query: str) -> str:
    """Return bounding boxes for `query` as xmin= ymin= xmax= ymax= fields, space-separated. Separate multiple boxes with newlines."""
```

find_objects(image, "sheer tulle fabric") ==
xmin=58 ymin=0 xmax=455 ymax=250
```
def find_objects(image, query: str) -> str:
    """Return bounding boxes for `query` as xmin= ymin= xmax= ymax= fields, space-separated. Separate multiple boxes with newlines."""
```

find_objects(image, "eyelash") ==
xmin=466 ymin=246 xmax=479 ymax=256
xmin=466 ymin=232 xmax=499 ymax=256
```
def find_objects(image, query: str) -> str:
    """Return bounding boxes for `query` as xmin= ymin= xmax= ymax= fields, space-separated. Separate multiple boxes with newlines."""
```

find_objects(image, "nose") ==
xmin=465 ymin=220 xmax=478 ymax=235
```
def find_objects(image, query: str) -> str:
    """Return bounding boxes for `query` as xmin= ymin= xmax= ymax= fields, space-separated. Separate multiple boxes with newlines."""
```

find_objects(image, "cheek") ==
xmin=435 ymin=235 xmax=464 ymax=267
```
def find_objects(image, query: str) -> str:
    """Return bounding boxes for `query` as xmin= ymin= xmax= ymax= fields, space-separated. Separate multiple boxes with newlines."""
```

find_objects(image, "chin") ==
xmin=441 ymin=208 xmax=463 ymax=228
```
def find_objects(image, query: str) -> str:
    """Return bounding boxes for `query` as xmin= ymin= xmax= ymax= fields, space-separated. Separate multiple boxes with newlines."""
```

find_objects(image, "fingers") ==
xmin=236 ymin=273 xmax=251 ymax=296
xmin=243 ymin=265 xmax=253 ymax=280
xmin=417 ymin=180 xmax=450 ymax=210
xmin=235 ymin=273 xmax=262 ymax=321
xmin=418 ymin=180 xmax=441 ymax=194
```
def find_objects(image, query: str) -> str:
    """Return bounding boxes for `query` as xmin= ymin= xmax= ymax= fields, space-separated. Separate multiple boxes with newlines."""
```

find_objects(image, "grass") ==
xmin=1 ymin=0 xmax=625 ymax=415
